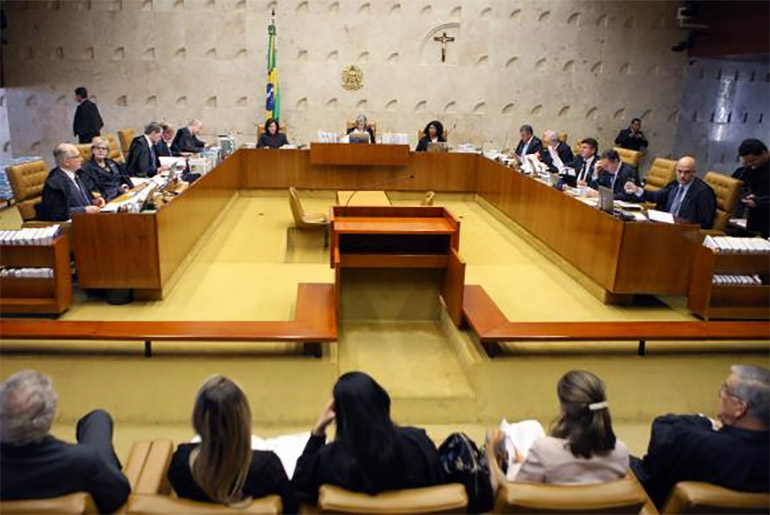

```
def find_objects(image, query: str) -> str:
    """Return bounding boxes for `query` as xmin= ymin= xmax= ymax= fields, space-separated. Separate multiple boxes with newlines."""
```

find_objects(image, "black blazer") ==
xmin=155 ymin=139 xmax=181 ymax=157
xmin=515 ymin=136 xmax=542 ymax=156
xmin=257 ymin=132 xmax=289 ymax=149
xmin=541 ymin=141 xmax=574 ymax=173
xmin=631 ymin=415 xmax=769 ymax=509
xmin=37 ymin=167 xmax=94 ymax=221
xmin=568 ymin=154 xmax=598 ymax=187
xmin=80 ymin=158 xmax=132 ymax=201
xmin=614 ymin=128 xmax=648 ymax=152
xmin=292 ymin=426 xmax=444 ymax=499
xmin=172 ymin=127 xmax=205 ymax=153
xmin=0 ymin=437 xmax=130 ymax=513
xmin=346 ymin=126 xmax=376 ymax=144
xmin=168 ymin=443 xmax=299 ymax=513
xmin=124 ymin=136 xmax=160 ymax=178
xmin=72 ymin=99 xmax=103 ymax=138
xmin=732 ymin=161 xmax=769 ymax=237
xmin=642 ymin=177 xmax=717 ymax=229
xmin=594 ymin=162 xmax=640 ymax=197
xmin=415 ymin=136 xmax=446 ymax=152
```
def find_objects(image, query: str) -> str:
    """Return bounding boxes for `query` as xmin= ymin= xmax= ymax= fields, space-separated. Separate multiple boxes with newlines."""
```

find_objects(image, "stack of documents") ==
xmin=380 ymin=133 xmax=409 ymax=145
xmin=316 ymin=131 xmax=340 ymax=143
xmin=712 ymin=274 xmax=763 ymax=286
xmin=0 ymin=226 xmax=61 ymax=245
xmin=0 ymin=267 xmax=54 ymax=278
xmin=703 ymin=236 xmax=770 ymax=254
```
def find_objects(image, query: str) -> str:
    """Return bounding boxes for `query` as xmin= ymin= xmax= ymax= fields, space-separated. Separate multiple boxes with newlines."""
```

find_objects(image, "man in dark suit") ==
xmin=72 ymin=87 xmax=104 ymax=144
xmin=625 ymin=156 xmax=717 ymax=229
xmin=124 ymin=122 xmax=164 ymax=178
xmin=614 ymin=117 xmax=648 ymax=152
xmin=0 ymin=370 xmax=130 ymax=513
xmin=540 ymin=130 xmax=574 ymax=173
xmin=631 ymin=365 xmax=769 ymax=510
xmin=37 ymin=143 xmax=104 ymax=221
xmin=569 ymin=137 xmax=599 ymax=188
xmin=514 ymin=124 xmax=542 ymax=157
xmin=155 ymin=123 xmax=181 ymax=157
xmin=733 ymin=138 xmax=769 ymax=237
xmin=171 ymin=119 xmax=206 ymax=154
xmin=593 ymin=149 xmax=640 ymax=197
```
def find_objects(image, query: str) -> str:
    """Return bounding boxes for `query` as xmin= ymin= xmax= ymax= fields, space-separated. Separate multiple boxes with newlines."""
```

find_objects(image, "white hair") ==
xmin=544 ymin=130 xmax=559 ymax=143
xmin=52 ymin=143 xmax=77 ymax=166
xmin=731 ymin=365 xmax=770 ymax=427
xmin=0 ymin=370 xmax=59 ymax=445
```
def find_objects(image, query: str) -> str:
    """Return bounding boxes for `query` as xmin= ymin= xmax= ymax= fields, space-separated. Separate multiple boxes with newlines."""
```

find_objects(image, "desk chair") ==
xmin=422 ymin=191 xmax=436 ymax=206
xmin=614 ymin=147 xmax=642 ymax=169
xmin=117 ymin=129 xmax=134 ymax=155
xmin=492 ymin=473 xmax=656 ymax=514
xmin=704 ymin=171 xmax=743 ymax=233
xmin=644 ymin=158 xmax=677 ymax=192
xmin=317 ymin=484 xmax=468 ymax=514
xmin=75 ymin=144 xmax=92 ymax=164
xmin=289 ymin=187 xmax=329 ymax=247
xmin=103 ymin=133 xmax=125 ymax=165
xmin=346 ymin=120 xmax=377 ymax=140
xmin=6 ymin=160 xmax=48 ymax=223
xmin=662 ymin=481 xmax=770 ymax=514
xmin=558 ymin=132 xmax=569 ymax=144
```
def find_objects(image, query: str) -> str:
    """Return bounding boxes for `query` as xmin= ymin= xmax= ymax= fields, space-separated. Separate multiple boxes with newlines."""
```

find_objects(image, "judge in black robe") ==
xmin=257 ymin=118 xmax=290 ymax=149
xmin=72 ymin=87 xmax=104 ymax=144
xmin=415 ymin=120 xmax=446 ymax=152
xmin=172 ymin=120 xmax=206 ymax=154
xmin=514 ymin=124 xmax=542 ymax=156
xmin=124 ymin=123 xmax=163 ymax=178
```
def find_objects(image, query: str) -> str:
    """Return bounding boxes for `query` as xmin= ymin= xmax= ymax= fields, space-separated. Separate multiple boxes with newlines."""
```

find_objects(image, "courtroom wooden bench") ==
xmin=0 ymin=283 xmax=336 ymax=358
xmin=463 ymin=285 xmax=770 ymax=357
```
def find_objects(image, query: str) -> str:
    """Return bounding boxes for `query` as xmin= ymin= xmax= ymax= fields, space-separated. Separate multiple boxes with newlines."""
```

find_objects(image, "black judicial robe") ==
xmin=346 ymin=126 xmax=376 ymax=143
xmin=172 ymin=127 xmax=205 ymax=153
xmin=37 ymin=168 xmax=94 ymax=221
xmin=567 ymin=154 xmax=598 ymax=187
xmin=155 ymin=139 xmax=181 ymax=157
xmin=257 ymin=132 xmax=289 ymax=149
xmin=415 ymin=136 xmax=446 ymax=152
xmin=640 ymin=177 xmax=717 ymax=229
xmin=541 ymin=141 xmax=575 ymax=173
xmin=124 ymin=136 xmax=160 ymax=178
xmin=594 ymin=162 xmax=640 ymax=196
xmin=80 ymin=158 xmax=132 ymax=201
xmin=73 ymin=99 xmax=104 ymax=144
xmin=515 ymin=136 xmax=543 ymax=156
xmin=614 ymin=128 xmax=648 ymax=152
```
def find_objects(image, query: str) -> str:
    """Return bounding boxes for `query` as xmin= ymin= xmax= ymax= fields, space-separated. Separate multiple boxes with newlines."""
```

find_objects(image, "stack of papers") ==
xmin=0 ymin=226 xmax=61 ymax=245
xmin=380 ymin=133 xmax=409 ymax=145
xmin=647 ymin=209 xmax=675 ymax=224
xmin=712 ymin=274 xmax=763 ymax=286
xmin=703 ymin=236 xmax=770 ymax=254
xmin=453 ymin=143 xmax=478 ymax=153
xmin=316 ymin=131 xmax=340 ymax=143
xmin=0 ymin=267 xmax=54 ymax=278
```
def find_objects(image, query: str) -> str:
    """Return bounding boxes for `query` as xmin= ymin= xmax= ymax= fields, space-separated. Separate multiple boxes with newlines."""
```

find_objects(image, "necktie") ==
xmin=149 ymin=142 xmax=157 ymax=164
xmin=670 ymin=185 xmax=685 ymax=216
xmin=579 ymin=161 xmax=587 ymax=181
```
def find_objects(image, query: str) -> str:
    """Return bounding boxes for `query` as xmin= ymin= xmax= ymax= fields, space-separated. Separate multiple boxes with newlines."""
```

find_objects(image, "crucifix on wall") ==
xmin=433 ymin=32 xmax=455 ymax=63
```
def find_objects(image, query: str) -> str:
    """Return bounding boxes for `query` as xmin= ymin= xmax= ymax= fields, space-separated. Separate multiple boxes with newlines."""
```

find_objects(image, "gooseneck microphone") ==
xmin=343 ymin=174 xmax=415 ymax=215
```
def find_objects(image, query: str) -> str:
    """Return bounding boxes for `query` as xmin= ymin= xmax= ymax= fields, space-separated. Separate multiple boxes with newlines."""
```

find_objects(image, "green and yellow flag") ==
xmin=265 ymin=20 xmax=280 ymax=122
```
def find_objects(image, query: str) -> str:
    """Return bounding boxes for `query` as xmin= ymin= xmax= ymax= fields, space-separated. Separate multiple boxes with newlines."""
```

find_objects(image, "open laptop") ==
xmin=348 ymin=132 xmax=371 ymax=144
xmin=598 ymin=186 xmax=614 ymax=213
xmin=426 ymin=142 xmax=448 ymax=153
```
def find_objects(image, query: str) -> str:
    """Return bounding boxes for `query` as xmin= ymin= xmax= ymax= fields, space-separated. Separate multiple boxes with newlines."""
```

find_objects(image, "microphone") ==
xmin=343 ymin=174 xmax=415 ymax=215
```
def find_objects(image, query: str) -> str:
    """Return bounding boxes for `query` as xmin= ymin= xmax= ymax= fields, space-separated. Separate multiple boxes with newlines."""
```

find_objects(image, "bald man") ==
xmin=38 ymin=143 xmax=105 ymax=221
xmin=625 ymin=156 xmax=717 ymax=229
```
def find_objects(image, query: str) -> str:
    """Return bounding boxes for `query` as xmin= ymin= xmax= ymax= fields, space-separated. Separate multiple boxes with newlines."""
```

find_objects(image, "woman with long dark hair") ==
xmin=486 ymin=370 xmax=629 ymax=488
xmin=257 ymin=118 xmax=289 ymax=149
xmin=168 ymin=376 xmax=298 ymax=511
xmin=415 ymin=120 xmax=446 ymax=151
xmin=292 ymin=371 xmax=444 ymax=498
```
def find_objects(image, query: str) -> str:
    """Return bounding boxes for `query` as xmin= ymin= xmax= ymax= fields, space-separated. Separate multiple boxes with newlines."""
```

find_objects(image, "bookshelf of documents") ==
xmin=0 ymin=227 xmax=72 ymax=315
xmin=688 ymin=236 xmax=770 ymax=320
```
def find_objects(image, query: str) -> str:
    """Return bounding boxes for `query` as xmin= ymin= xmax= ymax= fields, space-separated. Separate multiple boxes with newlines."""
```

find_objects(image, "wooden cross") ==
xmin=433 ymin=32 xmax=455 ymax=63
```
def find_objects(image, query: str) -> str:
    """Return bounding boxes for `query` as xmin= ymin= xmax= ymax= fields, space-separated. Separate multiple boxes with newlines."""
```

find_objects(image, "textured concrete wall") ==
xmin=3 ymin=0 xmax=687 ymax=166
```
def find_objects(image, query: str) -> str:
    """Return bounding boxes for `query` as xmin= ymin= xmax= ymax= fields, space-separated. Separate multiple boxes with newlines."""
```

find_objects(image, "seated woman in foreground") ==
xmin=167 ymin=375 xmax=298 ymax=512
xmin=292 ymin=371 xmax=444 ymax=498
xmin=415 ymin=120 xmax=446 ymax=151
xmin=486 ymin=370 xmax=629 ymax=488
xmin=257 ymin=118 xmax=289 ymax=149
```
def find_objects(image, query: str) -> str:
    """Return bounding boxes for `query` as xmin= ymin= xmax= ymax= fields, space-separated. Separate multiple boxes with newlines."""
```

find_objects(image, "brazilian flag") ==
xmin=266 ymin=21 xmax=280 ymax=122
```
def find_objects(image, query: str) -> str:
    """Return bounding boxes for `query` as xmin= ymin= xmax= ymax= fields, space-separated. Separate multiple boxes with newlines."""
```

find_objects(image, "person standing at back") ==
xmin=614 ymin=118 xmax=648 ymax=152
xmin=73 ymin=87 xmax=104 ymax=144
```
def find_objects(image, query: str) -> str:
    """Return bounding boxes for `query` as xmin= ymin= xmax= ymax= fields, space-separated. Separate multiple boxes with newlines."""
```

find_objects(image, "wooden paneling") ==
xmin=442 ymin=248 xmax=466 ymax=326
xmin=309 ymin=143 xmax=409 ymax=166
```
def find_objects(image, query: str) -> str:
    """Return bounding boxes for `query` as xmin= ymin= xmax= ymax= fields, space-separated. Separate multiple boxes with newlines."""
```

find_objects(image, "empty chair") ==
xmin=317 ymin=484 xmax=468 ymax=514
xmin=662 ymin=481 xmax=770 ymax=514
xmin=289 ymin=187 xmax=329 ymax=230
xmin=644 ymin=158 xmax=677 ymax=192
xmin=704 ymin=171 xmax=743 ymax=232
xmin=613 ymin=147 xmax=642 ymax=169
xmin=5 ymin=160 xmax=48 ymax=222
xmin=103 ymin=133 xmax=125 ymax=164
xmin=117 ymin=128 xmax=134 ymax=155
xmin=421 ymin=191 xmax=435 ymax=206
xmin=75 ymin=144 xmax=93 ymax=164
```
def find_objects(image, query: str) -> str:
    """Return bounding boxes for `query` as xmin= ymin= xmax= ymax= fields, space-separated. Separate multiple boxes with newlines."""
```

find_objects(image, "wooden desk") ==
xmin=336 ymin=190 xmax=391 ymax=207
xmin=310 ymin=143 xmax=409 ymax=166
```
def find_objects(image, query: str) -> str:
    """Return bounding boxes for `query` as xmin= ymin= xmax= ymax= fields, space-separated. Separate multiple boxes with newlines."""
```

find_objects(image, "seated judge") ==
xmin=0 ymin=370 xmax=130 ymax=513
xmin=37 ymin=143 xmax=105 ymax=221
xmin=257 ymin=118 xmax=289 ymax=149
xmin=593 ymin=149 xmax=640 ymax=195
xmin=292 ymin=371 xmax=444 ymax=499
xmin=514 ymin=124 xmax=542 ymax=156
xmin=732 ymin=139 xmax=769 ymax=237
xmin=631 ymin=365 xmax=769 ymax=510
xmin=172 ymin=119 xmax=206 ymax=154
xmin=614 ymin=117 xmax=648 ymax=152
xmin=486 ymin=370 xmax=628 ymax=489
xmin=540 ymin=130 xmax=574 ymax=173
xmin=624 ymin=156 xmax=717 ymax=229
xmin=346 ymin=114 xmax=376 ymax=143
xmin=415 ymin=120 xmax=446 ymax=151
xmin=571 ymin=137 xmax=600 ymax=188
xmin=168 ymin=375 xmax=298 ymax=512
xmin=80 ymin=137 xmax=132 ymax=201
xmin=124 ymin=122 xmax=165 ymax=178
xmin=155 ymin=123 xmax=181 ymax=157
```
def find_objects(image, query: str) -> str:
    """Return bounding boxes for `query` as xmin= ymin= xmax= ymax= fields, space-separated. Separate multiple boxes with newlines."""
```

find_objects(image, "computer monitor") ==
xmin=349 ymin=132 xmax=371 ymax=144
xmin=598 ymin=186 xmax=614 ymax=213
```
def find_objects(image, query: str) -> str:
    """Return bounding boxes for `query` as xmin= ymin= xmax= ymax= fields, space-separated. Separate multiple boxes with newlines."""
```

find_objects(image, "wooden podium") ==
xmin=329 ymin=206 xmax=466 ymax=325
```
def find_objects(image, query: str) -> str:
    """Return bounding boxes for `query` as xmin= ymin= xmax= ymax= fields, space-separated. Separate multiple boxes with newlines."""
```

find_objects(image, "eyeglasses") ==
xmin=93 ymin=146 xmax=108 ymax=151
xmin=65 ymin=154 xmax=83 ymax=159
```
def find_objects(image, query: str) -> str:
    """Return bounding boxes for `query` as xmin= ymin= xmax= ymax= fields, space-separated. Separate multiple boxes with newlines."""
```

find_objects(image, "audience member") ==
xmin=415 ymin=120 xmax=446 ymax=151
xmin=486 ymin=370 xmax=628 ymax=490
xmin=292 ymin=371 xmax=444 ymax=499
xmin=155 ymin=123 xmax=181 ymax=157
xmin=614 ymin=118 xmax=648 ymax=152
xmin=572 ymin=138 xmax=600 ymax=188
xmin=514 ymin=124 xmax=542 ymax=156
xmin=0 ymin=370 xmax=130 ymax=513
xmin=168 ymin=375 xmax=298 ymax=511
xmin=257 ymin=118 xmax=290 ymax=149
xmin=594 ymin=149 xmax=640 ymax=195
xmin=172 ymin=119 xmax=206 ymax=154
xmin=37 ymin=143 xmax=105 ymax=221
xmin=346 ymin=114 xmax=376 ymax=143
xmin=631 ymin=365 xmax=770 ymax=509
xmin=732 ymin=139 xmax=769 ymax=237
xmin=625 ymin=156 xmax=717 ymax=229
xmin=541 ymin=130 xmax=574 ymax=173
xmin=72 ymin=87 xmax=104 ymax=144
xmin=80 ymin=137 xmax=132 ymax=201
xmin=124 ymin=122 xmax=164 ymax=178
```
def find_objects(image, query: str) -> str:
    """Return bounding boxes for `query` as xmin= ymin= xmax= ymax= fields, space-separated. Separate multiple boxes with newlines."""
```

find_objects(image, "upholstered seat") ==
xmin=662 ymin=481 xmax=770 ymax=514
xmin=75 ymin=144 xmax=92 ymax=164
xmin=317 ymin=483 xmax=468 ymax=514
xmin=6 ymin=159 xmax=48 ymax=222
xmin=346 ymin=120 xmax=377 ymax=140
xmin=493 ymin=474 xmax=655 ymax=514
xmin=704 ymin=171 xmax=743 ymax=232
xmin=645 ymin=158 xmax=677 ymax=192
xmin=614 ymin=147 xmax=642 ymax=169
xmin=289 ymin=187 xmax=329 ymax=229
xmin=117 ymin=128 xmax=135 ymax=155
xmin=103 ymin=133 xmax=125 ymax=164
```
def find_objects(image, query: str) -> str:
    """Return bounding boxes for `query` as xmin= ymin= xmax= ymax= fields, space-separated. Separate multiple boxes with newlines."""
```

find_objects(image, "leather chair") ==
xmin=104 ymin=133 xmax=125 ymax=164
xmin=614 ymin=147 xmax=642 ymax=169
xmin=75 ymin=144 xmax=92 ymax=164
xmin=704 ymin=171 xmax=743 ymax=233
xmin=558 ymin=132 xmax=568 ymax=144
xmin=492 ymin=474 xmax=656 ymax=514
xmin=289 ymin=187 xmax=329 ymax=230
xmin=317 ymin=483 xmax=468 ymax=514
xmin=644 ymin=158 xmax=677 ymax=192
xmin=6 ymin=160 xmax=48 ymax=222
xmin=0 ymin=439 xmax=162 ymax=514
xmin=662 ymin=481 xmax=770 ymax=514
xmin=117 ymin=129 xmax=134 ymax=155
xmin=346 ymin=120 xmax=377 ymax=141
xmin=422 ymin=191 xmax=435 ymax=206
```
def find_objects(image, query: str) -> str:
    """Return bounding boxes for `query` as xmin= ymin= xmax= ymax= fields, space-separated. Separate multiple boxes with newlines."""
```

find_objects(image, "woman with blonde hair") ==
xmin=79 ymin=137 xmax=132 ymax=201
xmin=168 ymin=376 xmax=298 ymax=511
xmin=486 ymin=370 xmax=629 ymax=488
